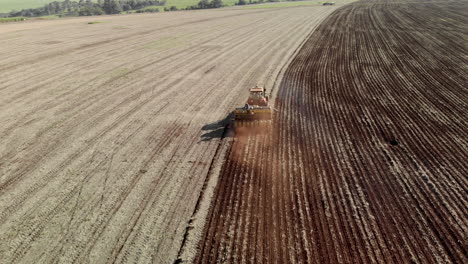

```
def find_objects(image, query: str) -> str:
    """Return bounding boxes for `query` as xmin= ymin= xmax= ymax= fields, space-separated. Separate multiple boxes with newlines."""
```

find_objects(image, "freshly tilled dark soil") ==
xmin=196 ymin=0 xmax=468 ymax=263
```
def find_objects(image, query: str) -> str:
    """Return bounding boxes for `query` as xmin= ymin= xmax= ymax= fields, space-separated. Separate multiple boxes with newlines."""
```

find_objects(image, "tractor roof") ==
xmin=250 ymin=86 xmax=264 ymax=92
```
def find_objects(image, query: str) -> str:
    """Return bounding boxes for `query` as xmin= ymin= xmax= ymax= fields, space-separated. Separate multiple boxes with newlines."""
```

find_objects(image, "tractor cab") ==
xmin=247 ymin=86 xmax=269 ymax=106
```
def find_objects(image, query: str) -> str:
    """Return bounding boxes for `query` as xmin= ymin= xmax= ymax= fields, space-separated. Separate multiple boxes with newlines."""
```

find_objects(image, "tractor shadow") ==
xmin=200 ymin=114 xmax=234 ymax=141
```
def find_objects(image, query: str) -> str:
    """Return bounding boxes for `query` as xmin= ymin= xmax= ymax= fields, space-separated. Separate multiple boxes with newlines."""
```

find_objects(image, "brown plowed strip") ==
xmin=196 ymin=0 xmax=468 ymax=263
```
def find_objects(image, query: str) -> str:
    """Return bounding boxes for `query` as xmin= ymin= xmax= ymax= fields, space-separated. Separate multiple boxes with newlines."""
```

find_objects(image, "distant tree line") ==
xmin=236 ymin=0 xmax=299 ymax=6
xmin=186 ymin=0 xmax=223 ymax=10
xmin=6 ymin=0 xmax=166 ymax=18
xmin=0 ymin=0 xmax=230 ymax=18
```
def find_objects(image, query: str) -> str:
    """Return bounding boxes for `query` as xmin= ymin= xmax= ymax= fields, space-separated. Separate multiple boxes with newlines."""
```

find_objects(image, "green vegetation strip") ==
xmin=0 ymin=17 xmax=27 ymax=23
xmin=0 ymin=0 xmax=58 ymax=13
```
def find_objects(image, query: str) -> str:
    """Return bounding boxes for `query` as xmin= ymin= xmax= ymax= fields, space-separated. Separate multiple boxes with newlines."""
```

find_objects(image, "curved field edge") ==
xmin=175 ymin=6 xmax=341 ymax=262
xmin=195 ymin=0 xmax=467 ymax=263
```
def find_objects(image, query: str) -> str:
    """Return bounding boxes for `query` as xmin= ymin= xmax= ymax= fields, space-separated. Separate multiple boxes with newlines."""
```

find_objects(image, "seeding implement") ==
xmin=233 ymin=86 xmax=272 ymax=129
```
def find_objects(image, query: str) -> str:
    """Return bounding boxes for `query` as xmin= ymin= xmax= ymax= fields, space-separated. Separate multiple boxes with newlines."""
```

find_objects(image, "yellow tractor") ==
xmin=233 ymin=86 xmax=272 ymax=130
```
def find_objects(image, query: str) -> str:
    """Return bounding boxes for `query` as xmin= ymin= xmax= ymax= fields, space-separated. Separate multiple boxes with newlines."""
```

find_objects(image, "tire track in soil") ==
xmin=196 ymin=0 xmax=467 ymax=263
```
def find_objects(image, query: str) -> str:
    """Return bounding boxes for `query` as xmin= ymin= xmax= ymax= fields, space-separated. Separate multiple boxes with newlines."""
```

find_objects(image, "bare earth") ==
xmin=0 ymin=4 xmax=344 ymax=264
xmin=196 ymin=0 xmax=467 ymax=263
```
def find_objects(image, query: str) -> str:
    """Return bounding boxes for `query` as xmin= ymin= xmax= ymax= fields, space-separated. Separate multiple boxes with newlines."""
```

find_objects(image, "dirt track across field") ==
xmin=196 ymin=0 xmax=468 ymax=263
xmin=0 ymin=4 xmax=346 ymax=263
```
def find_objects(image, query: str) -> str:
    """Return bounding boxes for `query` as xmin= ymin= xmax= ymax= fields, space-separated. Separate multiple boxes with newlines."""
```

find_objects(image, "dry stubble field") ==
xmin=0 ymin=4 xmax=344 ymax=263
